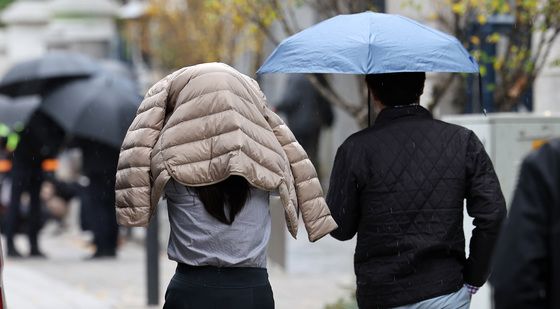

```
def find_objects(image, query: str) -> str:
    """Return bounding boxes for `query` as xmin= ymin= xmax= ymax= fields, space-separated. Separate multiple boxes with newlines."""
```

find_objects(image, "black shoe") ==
xmin=29 ymin=250 xmax=47 ymax=259
xmin=86 ymin=250 xmax=117 ymax=260
xmin=7 ymin=248 xmax=23 ymax=258
xmin=102 ymin=252 xmax=117 ymax=258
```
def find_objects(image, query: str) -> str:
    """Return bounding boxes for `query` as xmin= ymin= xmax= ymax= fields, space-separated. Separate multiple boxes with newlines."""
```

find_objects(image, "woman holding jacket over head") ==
xmin=115 ymin=63 xmax=337 ymax=308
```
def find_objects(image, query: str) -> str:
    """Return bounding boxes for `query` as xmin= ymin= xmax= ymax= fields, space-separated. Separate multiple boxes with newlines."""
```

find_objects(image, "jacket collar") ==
xmin=374 ymin=104 xmax=433 ymax=127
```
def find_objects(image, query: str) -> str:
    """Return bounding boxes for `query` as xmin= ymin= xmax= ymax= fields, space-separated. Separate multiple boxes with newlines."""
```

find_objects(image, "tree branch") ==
xmin=534 ymin=28 xmax=560 ymax=77
xmin=271 ymin=0 xmax=297 ymax=36
xmin=248 ymin=16 xmax=281 ymax=45
xmin=306 ymin=74 xmax=361 ymax=117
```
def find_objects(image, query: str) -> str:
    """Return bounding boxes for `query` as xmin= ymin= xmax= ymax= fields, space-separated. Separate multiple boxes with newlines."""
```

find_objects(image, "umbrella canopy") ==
xmin=0 ymin=96 xmax=40 ymax=129
xmin=258 ymin=11 xmax=479 ymax=74
xmin=39 ymin=74 xmax=141 ymax=148
xmin=0 ymin=51 xmax=100 ymax=97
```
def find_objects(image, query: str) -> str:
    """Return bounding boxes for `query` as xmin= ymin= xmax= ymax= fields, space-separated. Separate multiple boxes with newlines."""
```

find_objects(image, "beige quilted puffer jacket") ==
xmin=115 ymin=63 xmax=337 ymax=242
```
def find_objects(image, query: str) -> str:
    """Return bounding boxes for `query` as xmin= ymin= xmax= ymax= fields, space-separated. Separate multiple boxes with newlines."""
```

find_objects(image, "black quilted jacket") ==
xmin=327 ymin=105 xmax=506 ymax=308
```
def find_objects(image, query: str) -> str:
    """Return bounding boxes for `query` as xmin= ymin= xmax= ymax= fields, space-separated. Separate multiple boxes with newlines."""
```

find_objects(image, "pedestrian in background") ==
xmin=0 ymin=123 xmax=16 ymax=215
xmin=115 ymin=63 xmax=337 ymax=308
xmin=74 ymin=138 xmax=120 ymax=259
xmin=5 ymin=111 xmax=64 ymax=258
xmin=327 ymin=72 xmax=507 ymax=308
xmin=276 ymin=74 xmax=334 ymax=171
xmin=490 ymin=138 xmax=560 ymax=309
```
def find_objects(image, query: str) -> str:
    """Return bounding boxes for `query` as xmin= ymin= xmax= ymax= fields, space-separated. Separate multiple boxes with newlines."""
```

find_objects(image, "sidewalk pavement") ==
xmin=2 ymin=222 xmax=356 ymax=309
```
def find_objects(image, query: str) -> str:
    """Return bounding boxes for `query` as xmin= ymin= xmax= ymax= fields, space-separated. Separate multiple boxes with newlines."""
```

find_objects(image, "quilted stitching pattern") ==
xmin=327 ymin=106 xmax=506 ymax=308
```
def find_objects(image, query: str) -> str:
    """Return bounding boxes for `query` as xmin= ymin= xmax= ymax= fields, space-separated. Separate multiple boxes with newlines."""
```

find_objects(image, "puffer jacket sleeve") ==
xmin=263 ymin=106 xmax=338 ymax=242
xmin=114 ymin=70 xmax=180 ymax=226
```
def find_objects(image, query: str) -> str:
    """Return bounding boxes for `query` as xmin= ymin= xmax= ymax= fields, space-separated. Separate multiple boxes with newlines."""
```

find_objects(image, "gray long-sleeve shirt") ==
xmin=164 ymin=179 xmax=271 ymax=268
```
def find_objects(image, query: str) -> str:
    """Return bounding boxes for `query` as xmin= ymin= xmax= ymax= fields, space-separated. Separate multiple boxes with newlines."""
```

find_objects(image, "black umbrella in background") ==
xmin=39 ymin=74 xmax=142 ymax=149
xmin=0 ymin=96 xmax=40 ymax=129
xmin=0 ymin=51 xmax=100 ymax=97
xmin=0 ymin=96 xmax=41 ymax=154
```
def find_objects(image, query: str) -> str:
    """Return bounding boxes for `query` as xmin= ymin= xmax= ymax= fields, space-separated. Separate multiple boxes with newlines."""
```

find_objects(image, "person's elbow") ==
xmin=493 ymin=198 xmax=508 ymax=226
xmin=482 ymin=200 xmax=508 ymax=234
xmin=472 ymin=195 xmax=508 ymax=228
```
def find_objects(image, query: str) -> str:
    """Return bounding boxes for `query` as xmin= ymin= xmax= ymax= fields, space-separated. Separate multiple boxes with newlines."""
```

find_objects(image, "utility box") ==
xmin=443 ymin=113 xmax=560 ymax=204
xmin=442 ymin=113 xmax=560 ymax=309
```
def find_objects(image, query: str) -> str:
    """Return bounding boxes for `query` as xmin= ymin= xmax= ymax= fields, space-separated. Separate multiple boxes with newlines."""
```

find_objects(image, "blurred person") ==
xmin=327 ymin=72 xmax=507 ymax=309
xmin=5 ymin=111 xmax=64 ymax=258
xmin=0 ymin=124 xmax=12 ymax=213
xmin=40 ymin=181 xmax=69 ymax=232
xmin=0 ymin=123 xmax=22 ymax=212
xmin=73 ymin=138 xmax=120 ymax=259
xmin=490 ymin=138 xmax=560 ymax=309
xmin=115 ymin=63 xmax=337 ymax=308
xmin=41 ymin=166 xmax=84 ymax=235
xmin=41 ymin=149 xmax=84 ymax=233
xmin=275 ymin=74 xmax=334 ymax=170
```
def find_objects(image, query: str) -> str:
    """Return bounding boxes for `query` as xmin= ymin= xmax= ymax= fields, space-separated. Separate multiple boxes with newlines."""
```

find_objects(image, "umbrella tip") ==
xmin=482 ymin=108 xmax=487 ymax=117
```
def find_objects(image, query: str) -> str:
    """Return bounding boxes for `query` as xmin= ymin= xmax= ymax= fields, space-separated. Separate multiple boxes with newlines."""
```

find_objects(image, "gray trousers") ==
xmin=392 ymin=286 xmax=471 ymax=309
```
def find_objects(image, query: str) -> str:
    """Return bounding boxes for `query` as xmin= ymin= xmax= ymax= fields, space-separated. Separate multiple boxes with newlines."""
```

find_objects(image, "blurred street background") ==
xmin=0 ymin=0 xmax=558 ymax=308
xmin=5 ymin=203 xmax=356 ymax=308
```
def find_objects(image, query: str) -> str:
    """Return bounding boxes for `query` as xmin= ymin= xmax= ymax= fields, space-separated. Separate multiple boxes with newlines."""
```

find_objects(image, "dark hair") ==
xmin=365 ymin=72 xmax=426 ymax=107
xmin=193 ymin=175 xmax=250 ymax=225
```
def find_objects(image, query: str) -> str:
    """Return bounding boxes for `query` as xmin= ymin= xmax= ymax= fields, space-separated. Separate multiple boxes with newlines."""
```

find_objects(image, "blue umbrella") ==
xmin=258 ymin=11 xmax=478 ymax=74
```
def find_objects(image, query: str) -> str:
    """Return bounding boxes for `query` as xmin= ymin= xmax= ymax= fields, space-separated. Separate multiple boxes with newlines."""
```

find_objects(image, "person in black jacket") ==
xmin=490 ymin=138 xmax=560 ymax=309
xmin=326 ymin=72 xmax=507 ymax=308
xmin=73 ymin=137 xmax=120 ymax=259
xmin=5 ymin=111 xmax=65 ymax=258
